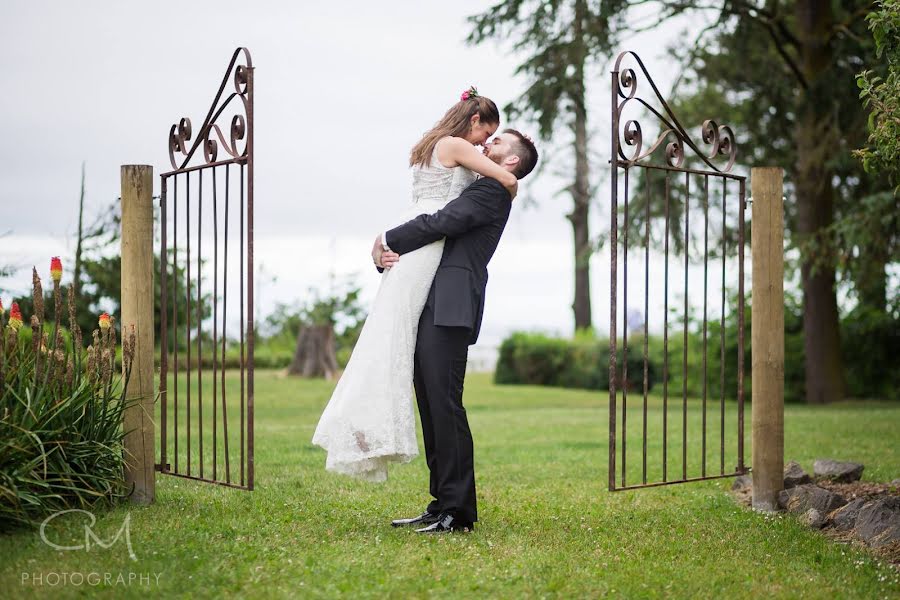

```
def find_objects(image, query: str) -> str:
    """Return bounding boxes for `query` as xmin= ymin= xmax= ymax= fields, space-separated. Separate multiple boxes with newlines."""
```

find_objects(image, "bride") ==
xmin=312 ymin=87 xmax=518 ymax=481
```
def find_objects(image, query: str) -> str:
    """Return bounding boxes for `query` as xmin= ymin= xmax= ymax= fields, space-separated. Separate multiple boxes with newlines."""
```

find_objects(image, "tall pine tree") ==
xmin=467 ymin=0 xmax=627 ymax=331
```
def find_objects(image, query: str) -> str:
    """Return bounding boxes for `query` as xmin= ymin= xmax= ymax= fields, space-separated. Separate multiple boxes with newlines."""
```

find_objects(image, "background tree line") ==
xmin=467 ymin=0 xmax=898 ymax=403
xmin=1 ymin=165 xmax=210 ymax=357
xmin=0 ymin=168 xmax=364 ymax=374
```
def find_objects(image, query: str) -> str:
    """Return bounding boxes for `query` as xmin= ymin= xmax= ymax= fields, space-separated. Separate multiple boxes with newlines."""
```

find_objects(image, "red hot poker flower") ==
xmin=50 ymin=257 xmax=63 ymax=283
xmin=99 ymin=312 xmax=111 ymax=330
xmin=9 ymin=302 xmax=23 ymax=331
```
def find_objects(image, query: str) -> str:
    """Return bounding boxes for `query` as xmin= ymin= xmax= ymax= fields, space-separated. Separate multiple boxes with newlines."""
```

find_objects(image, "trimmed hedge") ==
xmin=494 ymin=332 xmax=657 ymax=392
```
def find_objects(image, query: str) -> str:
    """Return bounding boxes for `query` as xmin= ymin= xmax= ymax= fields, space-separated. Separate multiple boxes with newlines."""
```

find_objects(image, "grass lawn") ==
xmin=1 ymin=370 xmax=898 ymax=598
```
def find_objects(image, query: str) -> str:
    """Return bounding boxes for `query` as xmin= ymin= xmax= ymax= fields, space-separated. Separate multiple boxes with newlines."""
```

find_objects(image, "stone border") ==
xmin=731 ymin=459 xmax=900 ymax=566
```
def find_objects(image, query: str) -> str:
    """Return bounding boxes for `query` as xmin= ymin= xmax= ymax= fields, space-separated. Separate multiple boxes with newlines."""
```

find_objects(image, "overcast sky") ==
xmin=1 ymin=1 xmax=738 ymax=349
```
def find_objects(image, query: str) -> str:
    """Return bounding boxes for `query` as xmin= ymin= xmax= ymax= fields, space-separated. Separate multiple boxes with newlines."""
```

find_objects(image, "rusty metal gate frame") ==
xmin=156 ymin=47 xmax=255 ymax=490
xmin=608 ymin=51 xmax=747 ymax=492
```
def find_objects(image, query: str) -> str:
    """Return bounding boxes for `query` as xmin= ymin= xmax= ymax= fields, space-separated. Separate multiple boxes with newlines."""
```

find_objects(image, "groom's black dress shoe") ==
xmin=415 ymin=512 xmax=474 ymax=534
xmin=391 ymin=511 xmax=441 ymax=528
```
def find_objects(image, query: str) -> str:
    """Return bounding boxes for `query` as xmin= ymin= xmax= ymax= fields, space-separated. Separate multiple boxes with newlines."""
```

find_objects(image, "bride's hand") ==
xmin=505 ymin=179 xmax=518 ymax=200
xmin=372 ymin=235 xmax=400 ymax=269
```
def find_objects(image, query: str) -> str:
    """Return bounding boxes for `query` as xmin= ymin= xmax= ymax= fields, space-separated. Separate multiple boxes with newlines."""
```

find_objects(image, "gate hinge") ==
xmin=154 ymin=463 xmax=171 ymax=472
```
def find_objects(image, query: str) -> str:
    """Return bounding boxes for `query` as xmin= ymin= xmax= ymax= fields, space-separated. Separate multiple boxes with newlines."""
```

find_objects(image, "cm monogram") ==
xmin=40 ymin=510 xmax=138 ymax=561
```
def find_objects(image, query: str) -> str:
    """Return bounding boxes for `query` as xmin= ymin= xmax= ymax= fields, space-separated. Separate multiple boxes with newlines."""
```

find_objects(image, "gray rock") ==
xmin=732 ymin=475 xmax=752 ymax=491
xmin=804 ymin=508 xmax=827 ymax=529
xmin=784 ymin=461 xmax=812 ymax=488
xmin=855 ymin=497 xmax=900 ymax=548
xmin=778 ymin=484 xmax=847 ymax=514
xmin=813 ymin=459 xmax=864 ymax=483
xmin=890 ymin=479 xmax=900 ymax=488
xmin=830 ymin=497 xmax=869 ymax=531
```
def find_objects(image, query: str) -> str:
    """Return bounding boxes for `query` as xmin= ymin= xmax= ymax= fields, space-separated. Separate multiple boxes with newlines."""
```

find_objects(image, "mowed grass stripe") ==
xmin=1 ymin=370 xmax=897 ymax=599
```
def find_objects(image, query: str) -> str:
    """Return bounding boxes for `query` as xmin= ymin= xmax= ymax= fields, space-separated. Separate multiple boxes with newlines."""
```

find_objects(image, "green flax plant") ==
xmin=0 ymin=259 xmax=137 ymax=532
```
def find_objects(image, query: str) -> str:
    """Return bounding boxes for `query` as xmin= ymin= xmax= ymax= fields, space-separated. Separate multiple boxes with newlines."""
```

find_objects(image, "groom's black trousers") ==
xmin=413 ymin=304 xmax=477 ymax=524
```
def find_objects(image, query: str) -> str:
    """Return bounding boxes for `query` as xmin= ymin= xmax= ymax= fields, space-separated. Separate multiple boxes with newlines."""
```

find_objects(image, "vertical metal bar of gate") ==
xmin=608 ymin=68 xmax=620 ymax=493
xmin=609 ymin=51 xmax=747 ymax=492
xmin=156 ymin=48 xmax=255 ymax=491
xmin=737 ymin=179 xmax=746 ymax=473
xmin=246 ymin=65 xmax=255 ymax=490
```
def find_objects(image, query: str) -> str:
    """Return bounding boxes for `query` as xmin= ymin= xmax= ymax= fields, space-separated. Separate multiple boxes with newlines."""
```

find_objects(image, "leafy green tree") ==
xmin=10 ymin=195 xmax=210 ymax=351
xmin=78 ymin=251 xmax=211 ymax=353
xmin=265 ymin=275 xmax=366 ymax=377
xmin=844 ymin=0 xmax=900 ymax=310
xmin=80 ymin=198 xmax=212 ymax=351
xmin=856 ymin=0 xmax=900 ymax=187
xmin=467 ymin=0 xmax=627 ymax=331
xmin=264 ymin=276 xmax=365 ymax=353
xmin=638 ymin=0 xmax=894 ymax=403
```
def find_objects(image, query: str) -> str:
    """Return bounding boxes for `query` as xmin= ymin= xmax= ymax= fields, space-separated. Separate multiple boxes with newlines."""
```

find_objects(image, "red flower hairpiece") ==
xmin=460 ymin=86 xmax=479 ymax=101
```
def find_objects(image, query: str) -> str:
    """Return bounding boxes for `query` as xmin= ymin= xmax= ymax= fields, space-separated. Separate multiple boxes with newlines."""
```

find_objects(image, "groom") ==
xmin=371 ymin=130 xmax=538 ymax=533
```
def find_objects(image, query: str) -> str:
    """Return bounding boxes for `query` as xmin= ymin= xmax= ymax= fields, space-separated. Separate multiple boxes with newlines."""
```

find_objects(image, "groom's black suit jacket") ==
xmin=385 ymin=177 xmax=513 ymax=345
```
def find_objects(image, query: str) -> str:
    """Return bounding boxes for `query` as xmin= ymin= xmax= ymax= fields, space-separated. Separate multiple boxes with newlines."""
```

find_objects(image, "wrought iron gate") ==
xmin=608 ymin=51 xmax=747 ymax=491
xmin=156 ymin=48 xmax=255 ymax=490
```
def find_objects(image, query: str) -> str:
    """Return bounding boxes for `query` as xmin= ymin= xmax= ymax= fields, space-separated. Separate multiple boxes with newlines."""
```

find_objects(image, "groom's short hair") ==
xmin=504 ymin=129 xmax=538 ymax=179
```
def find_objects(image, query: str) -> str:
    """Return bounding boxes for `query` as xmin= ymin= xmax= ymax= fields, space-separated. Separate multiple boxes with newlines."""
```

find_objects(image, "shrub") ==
xmin=700 ymin=291 xmax=897 ymax=403
xmin=495 ymin=331 xmax=657 ymax=392
xmin=0 ymin=261 xmax=137 ymax=532
xmin=497 ymin=291 xmax=898 ymax=402
xmin=495 ymin=332 xmax=569 ymax=386
xmin=840 ymin=303 xmax=900 ymax=400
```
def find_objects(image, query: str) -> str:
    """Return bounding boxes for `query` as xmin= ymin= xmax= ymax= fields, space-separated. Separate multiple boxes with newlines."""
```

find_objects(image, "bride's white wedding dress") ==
xmin=311 ymin=145 xmax=477 ymax=482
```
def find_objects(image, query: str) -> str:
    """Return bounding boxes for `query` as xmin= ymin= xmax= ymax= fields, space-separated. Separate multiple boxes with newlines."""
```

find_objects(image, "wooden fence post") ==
xmin=120 ymin=164 xmax=155 ymax=505
xmin=750 ymin=167 xmax=785 ymax=511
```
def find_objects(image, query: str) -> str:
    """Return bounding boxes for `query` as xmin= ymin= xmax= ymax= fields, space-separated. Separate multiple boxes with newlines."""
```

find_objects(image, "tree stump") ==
xmin=288 ymin=325 xmax=338 ymax=379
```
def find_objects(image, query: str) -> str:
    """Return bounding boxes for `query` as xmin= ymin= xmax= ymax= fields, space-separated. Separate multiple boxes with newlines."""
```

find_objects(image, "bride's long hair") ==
xmin=409 ymin=94 xmax=500 ymax=168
